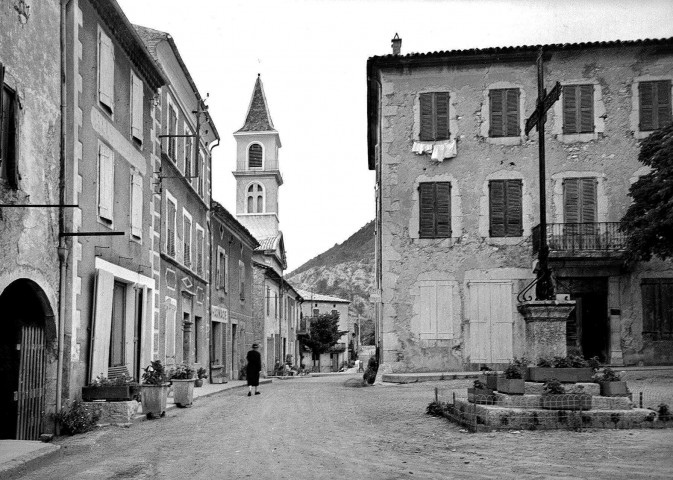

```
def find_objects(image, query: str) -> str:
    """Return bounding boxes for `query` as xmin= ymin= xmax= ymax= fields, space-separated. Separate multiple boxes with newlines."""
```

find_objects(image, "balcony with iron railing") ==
xmin=532 ymin=222 xmax=627 ymax=257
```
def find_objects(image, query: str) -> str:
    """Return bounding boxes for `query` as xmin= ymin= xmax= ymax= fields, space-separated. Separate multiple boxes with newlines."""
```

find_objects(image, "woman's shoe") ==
xmin=255 ymin=391 xmax=261 ymax=395
xmin=247 ymin=392 xmax=251 ymax=397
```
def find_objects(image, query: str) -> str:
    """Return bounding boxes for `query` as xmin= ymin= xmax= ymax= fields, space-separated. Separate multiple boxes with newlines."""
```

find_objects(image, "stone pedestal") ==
xmin=608 ymin=314 xmax=624 ymax=365
xmin=518 ymin=301 xmax=575 ymax=362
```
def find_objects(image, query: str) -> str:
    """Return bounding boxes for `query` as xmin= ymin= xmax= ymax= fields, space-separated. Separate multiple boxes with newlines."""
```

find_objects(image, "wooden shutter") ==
xmin=183 ymin=216 xmax=191 ymax=266
xmin=489 ymin=180 xmax=506 ymax=237
xmin=224 ymin=251 xmax=229 ymax=293
xmin=490 ymin=282 xmax=514 ymax=363
xmin=419 ymin=93 xmax=434 ymax=141
xmin=489 ymin=89 xmax=503 ymax=137
xmin=435 ymin=92 xmax=450 ymax=140
xmin=167 ymin=199 xmax=176 ymax=255
xmin=98 ymin=143 xmax=114 ymax=221
xmin=657 ymin=80 xmax=672 ymax=129
xmin=90 ymin=269 xmax=115 ymax=382
xmin=6 ymin=88 xmax=19 ymax=188
xmin=563 ymin=85 xmax=578 ymax=133
xmin=579 ymin=85 xmax=594 ymax=133
xmin=579 ymin=178 xmax=597 ymax=223
xmin=130 ymin=172 xmax=142 ymax=238
xmin=215 ymin=250 xmax=221 ymax=289
xmin=98 ymin=29 xmax=114 ymax=111
xmin=419 ymin=183 xmax=436 ymax=238
xmin=131 ymin=72 xmax=143 ymax=141
xmin=0 ymin=64 xmax=4 ymax=161
xmin=468 ymin=282 xmax=490 ymax=363
xmin=249 ymin=144 xmax=263 ymax=168
xmin=639 ymin=82 xmax=655 ymax=131
xmin=435 ymin=182 xmax=451 ymax=237
xmin=563 ymin=178 xmax=580 ymax=224
xmin=165 ymin=302 xmax=176 ymax=362
xmin=506 ymin=180 xmax=523 ymax=236
xmin=505 ymin=89 xmax=519 ymax=136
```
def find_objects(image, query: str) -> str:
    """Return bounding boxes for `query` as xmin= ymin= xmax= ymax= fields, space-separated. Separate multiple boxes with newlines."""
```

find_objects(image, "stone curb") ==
xmin=0 ymin=443 xmax=60 ymax=478
xmin=382 ymin=372 xmax=481 ymax=384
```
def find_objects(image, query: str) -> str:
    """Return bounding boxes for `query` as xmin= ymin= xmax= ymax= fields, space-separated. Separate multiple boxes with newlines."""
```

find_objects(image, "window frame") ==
xmin=195 ymin=224 xmax=204 ymax=276
xmin=639 ymin=80 xmax=672 ymax=132
xmin=130 ymin=171 xmax=143 ymax=240
xmin=418 ymin=181 xmax=452 ymax=239
xmin=166 ymin=96 xmax=178 ymax=162
xmin=562 ymin=84 xmax=594 ymax=134
xmin=246 ymin=182 xmax=265 ymax=214
xmin=97 ymin=25 xmax=115 ymax=116
xmin=488 ymin=179 xmax=523 ymax=238
xmin=130 ymin=70 xmax=144 ymax=145
xmin=247 ymin=142 xmax=264 ymax=169
xmin=0 ymin=67 xmax=19 ymax=190
xmin=165 ymin=190 xmax=177 ymax=257
xmin=182 ymin=209 xmax=192 ymax=268
xmin=98 ymin=141 xmax=114 ymax=224
xmin=489 ymin=88 xmax=520 ymax=137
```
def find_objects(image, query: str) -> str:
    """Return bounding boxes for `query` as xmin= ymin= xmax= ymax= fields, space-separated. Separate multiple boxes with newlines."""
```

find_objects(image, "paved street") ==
xmin=10 ymin=374 xmax=673 ymax=480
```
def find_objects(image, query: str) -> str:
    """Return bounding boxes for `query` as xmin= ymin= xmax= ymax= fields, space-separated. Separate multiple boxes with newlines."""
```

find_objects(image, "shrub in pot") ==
xmin=468 ymin=379 xmax=495 ymax=404
xmin=540 ymin=379 xmax=592 ymax=411
xmin=82 ymin=373 xmax=140 ymax=402
xmin=169 ymin=363 xmax=196 ymax=408
xmin=497 ymin=360 xmax=526 ymax=395
xmin=195 ymin=367 xmax=208 ymax=387
xmin=593 ymin=368 xmax=629 ymax=396
xmin=478 ymin=367 xmax=499 ymax=390
xmin=141 ymin=360 xmax=169 ymax=419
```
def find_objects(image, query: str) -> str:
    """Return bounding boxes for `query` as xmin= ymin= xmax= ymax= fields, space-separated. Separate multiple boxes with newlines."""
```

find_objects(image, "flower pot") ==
xmin=141 ymin=384 xmax=169 ymax=419
xmin=599 ymin=381 xmax=629 ymax=397
xmin=194 ymin=379 xmax=204 ymax=387
xmin=82 ymin=385 xmax=139 ymax=402
xmin=172 ymin=379 xmax=195 ymax=407
xmin=540 ymin=393 xmax=592 ymax=411
xmin=528 ymin=367 xmax=593 ymax=383
xmin=496 ymin=377 xmax=525 ymax=395
xmin=478 ymin=374 xmax=499 ymax=390
xmin=468 ymin=387 xmax=495 ymax=404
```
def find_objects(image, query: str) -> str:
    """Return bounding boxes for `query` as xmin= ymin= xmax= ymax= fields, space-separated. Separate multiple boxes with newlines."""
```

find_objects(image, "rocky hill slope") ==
xmin=287 ymin=220 xmax=375 ymax=344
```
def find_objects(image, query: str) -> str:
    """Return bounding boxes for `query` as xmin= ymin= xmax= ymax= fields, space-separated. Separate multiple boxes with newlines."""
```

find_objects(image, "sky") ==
xmin=117 ymin=0 xmax=673 ymax=272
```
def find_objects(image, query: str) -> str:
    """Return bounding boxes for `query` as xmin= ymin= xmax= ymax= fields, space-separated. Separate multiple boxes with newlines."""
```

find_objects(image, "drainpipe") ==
xmin=56 ymin=0 xmax=73 ymax=433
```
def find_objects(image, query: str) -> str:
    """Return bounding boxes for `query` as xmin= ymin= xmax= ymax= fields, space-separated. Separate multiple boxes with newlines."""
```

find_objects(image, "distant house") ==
xmin=295 ymin=289 xmax=351 ymax=372
xmin=135 ymin=25 xmax=219 ymax=378
xmin=232 ymin=76 xmax=301 ymax=375
xmin=210 ymin=200 xmax=258 ymax=381
xmin=367 ymin=36 xmax=673 ymax=372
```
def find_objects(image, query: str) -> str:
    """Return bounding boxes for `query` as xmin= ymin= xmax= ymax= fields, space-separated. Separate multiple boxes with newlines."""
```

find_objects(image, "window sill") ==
xmin=633 ymin=130 xmax=656 ymax=140
xmin=485 ymin=236 xmax=525 ymax=246
xmin=485 ymin=136 xmax=522 ymax=146
xmin=555 ymin=132 xmax=600 ymax=144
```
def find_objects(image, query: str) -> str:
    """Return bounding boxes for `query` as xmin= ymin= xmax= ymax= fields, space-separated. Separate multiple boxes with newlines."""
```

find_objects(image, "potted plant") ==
xmin=540 ymin=379 xmax=592 ymax=411
xmin=496 ymin=359 xmax=525 ymax=395
xmin=478 ymin=367 xmax=499 ymax=390
xmin=82 ymin=373 xmax=140 ymax=402
xmin=141 ymin=360 xmax=169 ymax=419
xmin=528 ymin=355 xmax=597 ymax=383
xmin=468 ymin=379 xmax=495 ymax=404
xmin=593 ymin=368 xmax=629 ymax=396
xmin=195 ymin=367 xmax=208 ymax=387
xmin=169 ymin=363 xmax=196 ymax=408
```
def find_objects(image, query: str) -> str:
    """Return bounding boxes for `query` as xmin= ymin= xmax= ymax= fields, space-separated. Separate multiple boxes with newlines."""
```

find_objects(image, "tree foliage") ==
xmin=303 ymin=311 xmax=347 ymax=357
xmin=621 ymin=124 xmax=673 ymax=262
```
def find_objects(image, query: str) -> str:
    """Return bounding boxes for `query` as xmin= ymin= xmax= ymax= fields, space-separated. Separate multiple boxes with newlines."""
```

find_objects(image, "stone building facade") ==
xmin=0 ymin=0 xmax=61 ymax=439
xmin=62 ymin=0 xmax=166 ymax=393
xmin=210 ymin=200 xmax=258 ymax=381
xmin=367 ymin=37 xmax=673 ymax=372
xmin=135 ymin=25 xmax=219 ymax=377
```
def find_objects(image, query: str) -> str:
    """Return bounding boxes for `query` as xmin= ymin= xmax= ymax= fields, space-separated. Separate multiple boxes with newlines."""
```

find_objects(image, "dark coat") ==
xmin=246 ymin=349 xmax=262 ymax=386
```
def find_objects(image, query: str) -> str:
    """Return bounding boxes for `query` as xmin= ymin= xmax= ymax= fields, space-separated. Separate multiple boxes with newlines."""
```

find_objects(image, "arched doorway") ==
xmin=0 ymin=279 xmax=56 ymax=440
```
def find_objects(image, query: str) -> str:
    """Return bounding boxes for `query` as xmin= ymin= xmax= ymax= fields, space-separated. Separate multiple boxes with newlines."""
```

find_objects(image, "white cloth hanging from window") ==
xmin=431 ymin=139 xmax=457 ymax=161
xmin=412 ymin=141 xmax=434 ymax=154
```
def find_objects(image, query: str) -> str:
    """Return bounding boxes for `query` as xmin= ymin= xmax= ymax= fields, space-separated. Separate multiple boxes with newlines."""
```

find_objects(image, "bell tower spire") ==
xmin=233 ymin=75 xmax=283 ymax=240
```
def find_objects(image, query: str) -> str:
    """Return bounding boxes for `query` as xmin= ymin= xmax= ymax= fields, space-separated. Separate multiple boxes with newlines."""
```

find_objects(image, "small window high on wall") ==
xmin=246 ymin=183 xmax=264 ymax=213
xmin=248 ymin=143 xmax=263 ymax=168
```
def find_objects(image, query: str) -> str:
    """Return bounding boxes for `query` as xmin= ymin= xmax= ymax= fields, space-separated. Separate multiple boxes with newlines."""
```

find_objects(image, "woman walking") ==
xmin=246 ymin=343 xmax=262 ymax=396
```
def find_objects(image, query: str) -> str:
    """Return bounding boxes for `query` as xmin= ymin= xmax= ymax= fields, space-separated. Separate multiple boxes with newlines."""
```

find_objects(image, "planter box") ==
xmin=540 ymin=394 xmax=592 ymax=411
xmin=141 ymin=384 xmax=169 ymax=419
xmin=496 ymin=377 xmax=525 ymax=395
xmin=82 ymin=385 xmax=140 ymax=402
xmin=478 ymin=374 xmax=499 ymax=390
xmin=599 ymin=381 xmax=629 ymax=397
xmin=527 ymin=367 xmax=593 ymax=383
xmin=468 ymin=387 xmax=495 ymax=405
xmin=172 ymin=379 xmax=195 ymax=407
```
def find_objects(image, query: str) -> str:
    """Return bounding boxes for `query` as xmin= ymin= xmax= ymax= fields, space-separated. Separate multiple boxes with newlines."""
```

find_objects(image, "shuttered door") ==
xmin=564 ymin=177 xmax=597 ymax=249
xmin=16 ymin=325 xmax=46 ymax=440
xmin=90 ymin=269 xmax=115 ymax=382
xmin=468 ymin=282 xmax=513 ymax=364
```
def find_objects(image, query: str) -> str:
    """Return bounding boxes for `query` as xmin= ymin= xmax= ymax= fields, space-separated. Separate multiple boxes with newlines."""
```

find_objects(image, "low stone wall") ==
xmin=81 ymin=400 xmax=140 ymax=425
xmin=492 ymin=393 xmax=632 ymax=410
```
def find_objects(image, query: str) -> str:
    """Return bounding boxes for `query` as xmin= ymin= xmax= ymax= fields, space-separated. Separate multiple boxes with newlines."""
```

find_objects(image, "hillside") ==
xmin=287 ymin=220 xmax=375 ymax=344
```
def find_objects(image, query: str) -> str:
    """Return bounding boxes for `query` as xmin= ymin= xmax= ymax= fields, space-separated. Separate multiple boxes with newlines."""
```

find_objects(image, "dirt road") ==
xmin=10 ymin=375 xmax=673 ymax=479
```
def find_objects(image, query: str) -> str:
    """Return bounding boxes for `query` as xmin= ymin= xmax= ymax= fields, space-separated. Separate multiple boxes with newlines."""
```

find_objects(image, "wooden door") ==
xmin=16 ymin=325 xmax=46 ymax=440
xmin=468 ymin=282 xmax=513 ymax=364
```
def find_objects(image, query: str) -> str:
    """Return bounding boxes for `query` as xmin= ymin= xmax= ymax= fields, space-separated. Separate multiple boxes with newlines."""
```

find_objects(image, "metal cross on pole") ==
xmin=524 ymin=48 xmax=561 ymax=300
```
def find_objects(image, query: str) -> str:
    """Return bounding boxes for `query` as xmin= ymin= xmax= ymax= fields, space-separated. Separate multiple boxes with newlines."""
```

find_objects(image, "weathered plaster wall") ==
xmin=378 ymin=45 xmax=673 ymax=372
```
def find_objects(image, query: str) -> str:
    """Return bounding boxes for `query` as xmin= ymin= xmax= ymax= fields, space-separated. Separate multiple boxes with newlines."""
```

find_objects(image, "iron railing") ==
xmin=532 ymin=222 xmax=626 ymax=255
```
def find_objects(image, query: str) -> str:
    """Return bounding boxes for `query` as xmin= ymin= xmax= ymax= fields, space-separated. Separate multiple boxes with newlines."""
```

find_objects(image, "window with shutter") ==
xmin=419 ymin=182 xmax=451 ymax=239
xmin=248 ymin=144 xmax=263 ymax=168
xmin=183 ymin=215 xmax=192 ymax=267
xmin=489 ymin=89 xmax=519 ymax=137
xmin=196 ymin=228 xmax=204 ymax=276
xmin=166 ymin=197 xmax=176 ymax=256
xmin=98 ymin=27 xmax=115 ymax=114
xmin=563 ymin=177 xmax=597 ymax=223
xmin=98 ymin=142 xmax=114 ymax=222
xmin=419 ymin=92 xmax=450 ymax=141
xmin=239 ymin=260 xmax=245 ymax=300
xmin=184 ymin=127 xmax=193 ymax=178
xmin=168 ymin=105 xmax=177 ymax=160
xmin=563 ymin=85 xmax=594 ymax=134
xmin=224 ymin=251 xmax=229 ymax=293
xmin=130 ymin=72 xmax=143 ymax=143
xmin=639 ymin=80 xmax=672 ymax=131
xmin=641 ymin=279 xmax=673 ymax=339
xmin=0 ymin=66 xmax=19 ymax=189
xmin=489 ymin=179 xmax=523 ymax=237
xmin=130 ymin=172 xmax=143 ymax=238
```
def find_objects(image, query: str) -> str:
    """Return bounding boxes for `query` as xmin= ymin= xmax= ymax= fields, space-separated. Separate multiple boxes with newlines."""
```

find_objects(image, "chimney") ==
xmin=391 ymin=33 xmax=401 ymax=56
